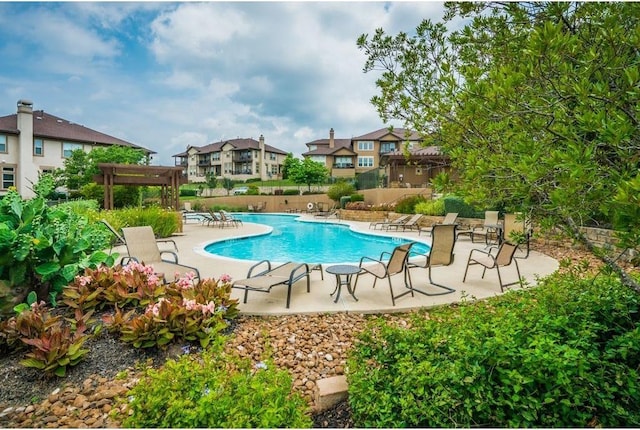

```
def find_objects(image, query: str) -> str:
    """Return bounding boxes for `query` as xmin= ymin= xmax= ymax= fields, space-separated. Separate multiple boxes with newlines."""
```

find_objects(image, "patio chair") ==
xmin=100 ymin=219 xmax=126 ymax=248
xmin=100 ymin=219 xmax=177 ymax=252
xmin=121 ymin=226 xmax=200 ymax=284
xmin=457 ymin=211 xmax=501 ymax=244
xmin=353 ymin=242 xmax=414 ymax=306
xmin=406 ymin=224 xmax=457 ymax=295
xmin=369 ymin=214 xmax=410 ymax=231
xmin=462 ymin=241 xmax=523 ymax=292
xmin=419 ymin=212 xmax=459 ymax=236
xmin=503 ymin=213 xmax=532 ymax=258
xmin=232 ymin=261 xmax=311 ymax=309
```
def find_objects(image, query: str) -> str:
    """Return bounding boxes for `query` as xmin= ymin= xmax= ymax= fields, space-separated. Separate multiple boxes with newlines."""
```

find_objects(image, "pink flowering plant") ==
xmin=113 ymin=275 xmax=238 ymax=349
xmin=63 ymin=262 xmax=166 ymax=312
xmin=63 ymin=262 xmax=240 ymax=350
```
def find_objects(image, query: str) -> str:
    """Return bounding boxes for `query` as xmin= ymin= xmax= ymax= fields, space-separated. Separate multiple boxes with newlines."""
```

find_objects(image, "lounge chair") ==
xmin=232 ymin=261 xmax=311 ymax=308
xmin=369 ymin=214 xmax=410 ymax=231
xmin=457 ymin=211 xmax=501 ymax=244
xmin=462 ymin=241 xmax=522 ymax=292
xmin=503 ymin=213 xmax=532 ymax=258
xmin=407 ymin=224 xmax=457 ymax=295
xmin=219 ymin=210 xmax=242 ymax=227
xmin=353 ymin=242 xmax=414 ymax=306
xmin=419 ymin=212 xmax=459 ymax=236
xmin=385 ymin=214 xmax=418 ymax=231
xmin=397 ymin=214 xmax=423 ymax=231
xmin=121 ymin=226 xmax=200 ymax=284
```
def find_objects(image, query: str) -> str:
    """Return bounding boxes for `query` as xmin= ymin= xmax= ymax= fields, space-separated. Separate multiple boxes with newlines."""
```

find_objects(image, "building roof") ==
xmin=302 ymin=138 xmax=354 ymax=156
xmin=172 ymin=137 xmax=288 ymax=157
xmin=352 ymin=127 xmax=422 ymax=141
xmin=0 ymin=110 xmax=153 ymax=154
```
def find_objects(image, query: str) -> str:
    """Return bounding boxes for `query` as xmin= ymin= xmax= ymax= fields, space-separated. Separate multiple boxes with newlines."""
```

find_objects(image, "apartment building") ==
xmin=0 ymin=99 xmax=152 ymax=198
xmin=302 ymin=127 xmax=450 ymax=187
xmin=173 ymin=135 xmax=288 ymax=183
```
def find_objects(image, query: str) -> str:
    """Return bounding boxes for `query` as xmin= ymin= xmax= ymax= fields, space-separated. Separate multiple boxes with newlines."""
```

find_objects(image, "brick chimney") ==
xmin=329 ymin=128 xmax=334 ymax=149
xmin=17 ymin=99 xmax=37 ymax=199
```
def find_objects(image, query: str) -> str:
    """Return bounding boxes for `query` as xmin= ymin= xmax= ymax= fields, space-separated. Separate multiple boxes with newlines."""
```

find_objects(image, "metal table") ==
xmin=325 ymin=264 xmax=361 ymax=303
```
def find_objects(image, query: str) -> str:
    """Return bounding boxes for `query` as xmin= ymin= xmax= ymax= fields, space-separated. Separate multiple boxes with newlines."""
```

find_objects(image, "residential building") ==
xmin=302 ymin=127 xmax=451 ymax=187
xmin=173 ymin=135 xmax=288 ymax=183
xmin=0 ymin=99 xmax=153 ymax=198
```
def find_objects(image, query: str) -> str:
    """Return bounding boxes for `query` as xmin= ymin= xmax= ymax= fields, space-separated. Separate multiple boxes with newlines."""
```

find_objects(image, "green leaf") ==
xmin=35 ymin=262 xmax=61 ymax=279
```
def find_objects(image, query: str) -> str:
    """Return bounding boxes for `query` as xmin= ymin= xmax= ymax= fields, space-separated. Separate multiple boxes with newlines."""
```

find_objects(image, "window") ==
xmin=62 ymin=142 xmax=83 ymax=158
xmin=380 ymin=142 xmax=396 ymax=153
xmin=0 ymin=135 xmax=6 ymax=153
xmin=271 ymin=165 xmax=278 ymax=175
xmin=358 ymin=156 xmax=374 ymax=167
xmin=358 ymin=141 xmax=374 ymax=151
xmin=309 ymin=155 xmax=326 ymax=164
xmin=33 ymin=139 xmax=44 ymax=156
xmin=270 ymin=153 xmax=277 ymax=160
xmin=335 ymin=156 xmax=353 ymax=168
xmin=212 ymin=152 xmax=220 ymax=161
xmin=2 ymin=166 xmax=15 ymax=189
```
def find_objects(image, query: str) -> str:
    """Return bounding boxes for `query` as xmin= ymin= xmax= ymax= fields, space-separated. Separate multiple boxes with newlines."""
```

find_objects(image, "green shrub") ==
xmin=442 ymin=195 xmax=486 ymax=218
xmin=350 ymin=193 xmax=365 ymax=202
xmin=327 ymin=182 xmax=356 ymax=202
xmin=79 ymin=183 xmax=141 ymax=208
xmin=247 ymin=185 xmax=260 ymax=195
xmin=394 ymin=195 xmax=427 ymax=214
xmin=283 ymin=189 xmax=300 ymax=195
xmin=414 ymin=199 xmax=445 ymax=215
xmin=0 ymin=189 xmax=115 ymax=315
xmin=180 ymin=189 xmax=197 ymax=197
xmin=120 ymin=339 xmax=312 ymax=428
xmin=348 ymin=272 xmax=640 ymax=427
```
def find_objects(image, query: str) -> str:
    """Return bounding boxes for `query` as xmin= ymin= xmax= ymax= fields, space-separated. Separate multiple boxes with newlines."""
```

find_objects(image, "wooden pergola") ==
xmin=95 ymin=163 xmax=187 ymax=210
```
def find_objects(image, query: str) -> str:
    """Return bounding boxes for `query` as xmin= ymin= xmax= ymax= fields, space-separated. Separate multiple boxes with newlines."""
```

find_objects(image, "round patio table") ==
xmin=325 ymin=264 xmax=361 ymax=303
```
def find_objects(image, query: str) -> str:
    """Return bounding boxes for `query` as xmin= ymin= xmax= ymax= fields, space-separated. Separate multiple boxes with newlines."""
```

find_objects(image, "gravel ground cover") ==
xmin=0 ymin=244 xmax=618 ymax=428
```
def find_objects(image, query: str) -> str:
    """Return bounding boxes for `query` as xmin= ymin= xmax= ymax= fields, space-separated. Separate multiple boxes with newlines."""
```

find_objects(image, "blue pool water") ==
xmin=204 ymin=213 xmax=430 ymax=264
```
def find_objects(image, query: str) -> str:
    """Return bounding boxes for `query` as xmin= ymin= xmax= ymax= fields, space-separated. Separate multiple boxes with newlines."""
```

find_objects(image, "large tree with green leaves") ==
xmin=57 ymin=146 xmax=147 ymax=190
xmin=288 ymin=157 xmax=329 ymax=192
xmin=358 ymin=2 xmax=640 ymax=290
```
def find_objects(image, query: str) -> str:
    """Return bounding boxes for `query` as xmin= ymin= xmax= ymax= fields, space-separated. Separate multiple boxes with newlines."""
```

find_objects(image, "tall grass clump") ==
xmin=348 ymin=270 xmax=640 ymax=427
xmin=101 ymin=206 xmax=181 ymax=238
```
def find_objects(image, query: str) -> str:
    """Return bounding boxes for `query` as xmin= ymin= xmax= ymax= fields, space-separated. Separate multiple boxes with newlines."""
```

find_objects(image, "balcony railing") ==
xmin=333 ymin=163 xmax=355 ymax=169
xmin=232 ymin=155 xmax=253 ymax=162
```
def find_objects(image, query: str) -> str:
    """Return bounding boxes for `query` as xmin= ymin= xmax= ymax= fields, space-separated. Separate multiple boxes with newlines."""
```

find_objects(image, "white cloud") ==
xmin=0 ymin=1 xmax=447 ymax=165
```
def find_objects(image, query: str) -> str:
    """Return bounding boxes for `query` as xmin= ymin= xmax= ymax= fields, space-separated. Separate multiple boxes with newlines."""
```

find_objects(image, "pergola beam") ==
xmin=95 ymin=163 xmax=187 ymax=210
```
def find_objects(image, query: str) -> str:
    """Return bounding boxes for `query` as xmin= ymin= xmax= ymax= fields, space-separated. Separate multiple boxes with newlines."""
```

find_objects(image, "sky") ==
xmin=0 ymin=1 xmax=447 ymax=166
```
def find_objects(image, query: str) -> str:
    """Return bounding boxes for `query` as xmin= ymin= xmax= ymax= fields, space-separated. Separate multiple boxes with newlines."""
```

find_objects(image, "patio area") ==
xmin=113 ymin=214 xmax=559 ymax=316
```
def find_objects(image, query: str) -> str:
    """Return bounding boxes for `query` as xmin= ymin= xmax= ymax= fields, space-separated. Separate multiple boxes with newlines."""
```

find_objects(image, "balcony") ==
xmin=232 ymin=154 xmax=253 ymax=162
xmin=333 ymin=163 xmax=354 ymax=169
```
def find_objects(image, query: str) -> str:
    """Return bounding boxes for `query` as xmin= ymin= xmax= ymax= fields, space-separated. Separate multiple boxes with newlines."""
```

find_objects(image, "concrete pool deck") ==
xmin=113 ymin=214 xmax=559 ymax=316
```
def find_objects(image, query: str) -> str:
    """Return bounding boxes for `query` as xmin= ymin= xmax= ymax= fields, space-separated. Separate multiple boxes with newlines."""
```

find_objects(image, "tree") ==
xmin=281 ymin=153 xmax=297 ymax=180
xmin=358 ymin=2 xmax=640 ymax=290
xmin=288 ymin=157 xmax=329 ymax=192
xmin=205 ymin=172 xmax=218 ymax=189
xmin=57 ymin=146 xmax=147 ymax=191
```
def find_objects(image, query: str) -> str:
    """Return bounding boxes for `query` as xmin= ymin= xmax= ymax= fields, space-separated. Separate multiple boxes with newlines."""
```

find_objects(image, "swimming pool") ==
xmin=204 ymin=213 xmax=430 ymax=264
